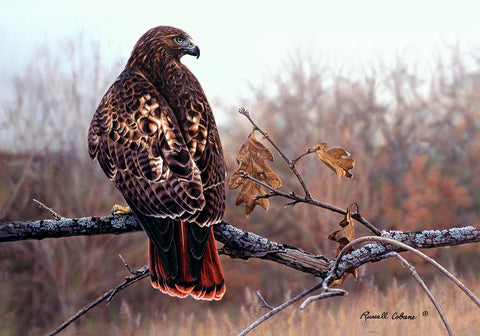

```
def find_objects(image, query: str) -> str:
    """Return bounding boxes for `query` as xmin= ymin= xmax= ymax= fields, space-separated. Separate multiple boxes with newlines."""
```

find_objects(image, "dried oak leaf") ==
xmin=229 ymin=132 xmax=282 ymax=215
xmin=315 ymin=143 xmax=354 ymax=178
xmin=328 ymin=203 xmax=359 ymax=286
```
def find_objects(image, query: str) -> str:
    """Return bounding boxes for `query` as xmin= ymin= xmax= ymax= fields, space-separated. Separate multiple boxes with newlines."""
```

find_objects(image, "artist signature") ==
xmin=360 ymin=311 xmax=427 ymax=322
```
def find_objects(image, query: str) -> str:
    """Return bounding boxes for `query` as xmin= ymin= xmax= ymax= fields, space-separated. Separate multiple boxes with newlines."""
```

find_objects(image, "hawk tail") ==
xmin=149 ymin=222 xmax=225 ymax=300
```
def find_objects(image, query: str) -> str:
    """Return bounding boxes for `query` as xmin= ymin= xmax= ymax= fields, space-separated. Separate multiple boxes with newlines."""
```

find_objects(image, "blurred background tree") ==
xmin=1 ymin=39 xmax=480 ymax=335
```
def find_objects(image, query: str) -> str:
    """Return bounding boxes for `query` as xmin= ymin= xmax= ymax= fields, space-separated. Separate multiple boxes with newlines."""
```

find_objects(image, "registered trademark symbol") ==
xmin=422 ymin=311 xmax=429 ymax=317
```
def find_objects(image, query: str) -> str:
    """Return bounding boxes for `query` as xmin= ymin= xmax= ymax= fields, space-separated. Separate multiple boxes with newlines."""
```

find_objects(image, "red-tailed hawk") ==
xmin=88 ymin=26 xmax=226 ymax=300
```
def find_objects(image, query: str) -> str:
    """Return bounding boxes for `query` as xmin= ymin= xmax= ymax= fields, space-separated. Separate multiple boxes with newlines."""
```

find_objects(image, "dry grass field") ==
xmin=68 ymin=278 xmax=478 ymax=336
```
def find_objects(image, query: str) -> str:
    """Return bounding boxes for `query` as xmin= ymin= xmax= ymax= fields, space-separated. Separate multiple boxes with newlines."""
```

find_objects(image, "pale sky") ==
xmin=1 ymin=0 xmax=479 ymax=105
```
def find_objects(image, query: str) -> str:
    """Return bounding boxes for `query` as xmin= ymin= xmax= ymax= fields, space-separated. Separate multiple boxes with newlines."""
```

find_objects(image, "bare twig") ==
xmin=119 ymin=254 xmax=137 ymax=275
xmin=238 ymin=107 xmax=312 ymax=199
xmin=240 ymin=172 xmax=381 ymax=235
xmin=32 ymin=199 xmax=63 ymax=220
xmin=237 ymin=283 xmax=324 ymax=336
xmin=256 ymin=291 xmax=274 ymax=310
xmin=392 ymin=252 xmax=453 ymax=336
xmin=299 ymin=287 xmax=348 ymax=310
xmin=292 ymin=146 xmax=319 ymax=164
xmin=46 ymin=266 xmax=149 ymax=336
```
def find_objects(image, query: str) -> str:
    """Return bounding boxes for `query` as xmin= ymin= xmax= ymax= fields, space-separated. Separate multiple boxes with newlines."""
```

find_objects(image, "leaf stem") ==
xmin=292 ymin=146 xmax=320 ymax=164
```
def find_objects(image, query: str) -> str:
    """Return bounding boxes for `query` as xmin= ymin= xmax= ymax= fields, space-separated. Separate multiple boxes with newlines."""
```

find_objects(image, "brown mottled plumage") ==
xmin=88 ymin=26 xmax=226 ymax=300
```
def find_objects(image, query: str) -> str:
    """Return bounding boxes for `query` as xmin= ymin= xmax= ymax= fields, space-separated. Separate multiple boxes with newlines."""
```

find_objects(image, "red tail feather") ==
xmin=149 ymin=222 xmax=225 ymax=300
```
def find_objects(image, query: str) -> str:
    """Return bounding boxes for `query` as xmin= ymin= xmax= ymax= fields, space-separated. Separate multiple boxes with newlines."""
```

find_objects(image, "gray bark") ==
xmin=1 ymin=215 xmax=479 ymax=279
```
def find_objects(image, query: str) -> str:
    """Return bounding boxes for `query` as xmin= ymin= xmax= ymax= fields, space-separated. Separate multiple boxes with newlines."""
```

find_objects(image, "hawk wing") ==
xmin=88 ymin=70 xmax=205 ymax=220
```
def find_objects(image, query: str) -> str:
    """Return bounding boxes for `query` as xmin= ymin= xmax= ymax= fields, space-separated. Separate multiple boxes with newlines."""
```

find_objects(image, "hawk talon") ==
xmin=111 ymin=204 xmax=132 ymax=215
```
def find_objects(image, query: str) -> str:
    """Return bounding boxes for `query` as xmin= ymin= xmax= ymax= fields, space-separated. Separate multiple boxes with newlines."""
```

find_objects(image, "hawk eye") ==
xmin=175 ymin=37 xmax=184 ymax=44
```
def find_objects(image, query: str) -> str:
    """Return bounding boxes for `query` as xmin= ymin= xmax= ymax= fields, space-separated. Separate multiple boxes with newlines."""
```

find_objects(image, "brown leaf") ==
xmin=229 ymin=132 xmax=282 ymax=215
xmin=315 ymin=143 xmax=354 ymax=178
xmin=328 ymin=203 xmax=358 ymax=286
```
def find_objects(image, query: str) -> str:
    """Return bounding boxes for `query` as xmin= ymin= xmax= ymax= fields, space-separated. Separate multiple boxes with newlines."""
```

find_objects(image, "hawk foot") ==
xmin=111 ymin=204 xmax=132 ymax=215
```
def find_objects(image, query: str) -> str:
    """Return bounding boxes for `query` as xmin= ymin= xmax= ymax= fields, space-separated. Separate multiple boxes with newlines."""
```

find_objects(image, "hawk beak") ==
xmin=186 ymin=44 xmax=200 ymax=59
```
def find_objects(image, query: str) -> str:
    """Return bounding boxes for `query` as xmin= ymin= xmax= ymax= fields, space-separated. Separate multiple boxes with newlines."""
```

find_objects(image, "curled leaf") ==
xmin=315 ymin=143 xmax=354 ymax=178
xmin=229 ymin=132 xmax=282 ymax=215
xmin=328 ymin=203 xmax=359 ymax=286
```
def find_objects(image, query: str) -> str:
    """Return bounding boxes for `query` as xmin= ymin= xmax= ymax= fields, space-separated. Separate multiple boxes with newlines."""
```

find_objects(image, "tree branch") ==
xmin=2 ymin=216 xmax=480 ymax=281
xmin=333 ymin=227 xmax=480 ymax=279
xmin=0 ymin=215 xmax=330 ymax=277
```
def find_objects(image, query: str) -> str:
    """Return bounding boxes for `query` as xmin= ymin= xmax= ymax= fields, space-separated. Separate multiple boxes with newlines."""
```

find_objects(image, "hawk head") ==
xmin=127 ymin=26 xmax=200 ymax=69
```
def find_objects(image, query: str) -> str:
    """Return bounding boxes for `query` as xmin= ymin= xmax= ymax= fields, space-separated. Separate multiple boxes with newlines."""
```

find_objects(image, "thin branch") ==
xmin=106 ymin=266 xmax=149 ymax=303
xmin=392 ymin=252 xmax=453 ymax=336
xmin=241 ymin=172 xmax=381 ymax=235
xmin=299 ymin=287 xmax=348 ymax=310
xmin=291 ymin=146 xmax=319 ymax=164
xmin=33 ymin=199 xmax=63 ymax=220
xmin=119 ymin=254 xmax=137 ymax=275
xmin=237 ymin=282 xmax=324 ymax=336
xmin=238 ymin=107 xmax=312 ymax=199
xmin=46 ymin=266 xmax=149 ymax=336
xmin=256 ymin=291 xmax=274 ymax=310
